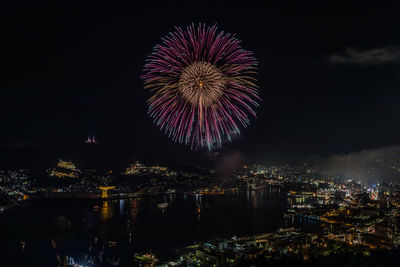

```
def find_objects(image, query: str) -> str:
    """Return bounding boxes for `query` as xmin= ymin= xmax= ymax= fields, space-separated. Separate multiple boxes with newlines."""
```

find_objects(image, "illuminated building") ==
xmin=369 ymin=185 xmax=379 ymax=200
xmin=56 ymin=160 xmax=77 ymax=171
xmin=134 ymin=252 xmax=159 ymax=266
xmin=84 ymin=134 xmax=97 ymax=144
xmin=370 ymin=189 xmax=379 ymax=200
xmin=48 ymin=159 xmax=80 ymax=178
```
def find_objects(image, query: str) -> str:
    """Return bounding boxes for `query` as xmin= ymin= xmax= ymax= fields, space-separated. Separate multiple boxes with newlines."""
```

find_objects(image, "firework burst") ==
xmin=142 ymin=23 xmax=260 ymax=150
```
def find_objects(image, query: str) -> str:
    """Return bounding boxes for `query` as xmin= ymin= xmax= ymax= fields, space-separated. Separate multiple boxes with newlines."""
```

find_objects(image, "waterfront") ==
xmin=0 ymin=187 xmax=286 ymax=266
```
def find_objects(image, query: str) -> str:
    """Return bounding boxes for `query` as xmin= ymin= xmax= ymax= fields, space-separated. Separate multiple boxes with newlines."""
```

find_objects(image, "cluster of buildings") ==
xmin=121 ymin=161 xmax=238 ymax=196
xmin=173 ymin=228 xmax=372 ymax=266
xmin=0 ymin=170 xmax=33 ymax=203
xmin=166 ymin=164 xmax=400 ymax=266
xmin=123 ymin=161 xmax=172 ymax=176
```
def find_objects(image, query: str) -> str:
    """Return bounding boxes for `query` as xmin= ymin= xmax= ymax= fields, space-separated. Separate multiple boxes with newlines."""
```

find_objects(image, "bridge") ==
xmin=98 ymin=186 xmax=115 ymax=198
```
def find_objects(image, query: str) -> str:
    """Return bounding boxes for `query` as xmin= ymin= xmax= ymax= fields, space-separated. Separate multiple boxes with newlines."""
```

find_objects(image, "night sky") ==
xmin=2 ymin=1 xmax=400 ymax=163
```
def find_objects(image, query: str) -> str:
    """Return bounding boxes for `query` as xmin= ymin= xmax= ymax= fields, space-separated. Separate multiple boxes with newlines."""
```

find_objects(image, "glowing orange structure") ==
xmin=99 ymin=186 xmax=115 ymax=198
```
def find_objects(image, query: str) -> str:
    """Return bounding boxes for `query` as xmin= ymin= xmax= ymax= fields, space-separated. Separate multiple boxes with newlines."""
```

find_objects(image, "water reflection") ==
xmin=100 ymin=200 xmax=112 ymax=221
xmin=119 ymin=199 xmax=125 ymax=214
xmin=131 ymin=198 xmax=138 ymax=224
xmin=1 ymin=186 xmax=287 ymax=264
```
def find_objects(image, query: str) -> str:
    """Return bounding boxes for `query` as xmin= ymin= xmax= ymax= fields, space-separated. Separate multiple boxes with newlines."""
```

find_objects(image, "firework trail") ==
xmin=142 ymin=23 xmax=260 ymax=150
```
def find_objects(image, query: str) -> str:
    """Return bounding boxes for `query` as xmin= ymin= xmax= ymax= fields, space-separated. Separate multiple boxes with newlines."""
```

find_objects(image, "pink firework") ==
xmin=142 ymin=23 xmax=260 ymax=150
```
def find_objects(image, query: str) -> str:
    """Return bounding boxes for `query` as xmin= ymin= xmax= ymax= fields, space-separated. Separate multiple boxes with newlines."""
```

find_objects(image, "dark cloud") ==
xmin=317 ymin=146 xmax=400 ymax=182
xmin=329 ymin=47 xmax=400 ymax=65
